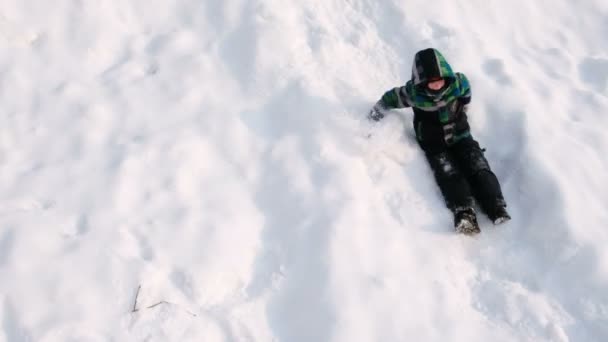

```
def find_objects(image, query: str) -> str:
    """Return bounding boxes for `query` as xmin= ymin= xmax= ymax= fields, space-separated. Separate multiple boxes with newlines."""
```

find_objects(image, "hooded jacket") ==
xmin=377 ymin=48 xmax=472 ymax=154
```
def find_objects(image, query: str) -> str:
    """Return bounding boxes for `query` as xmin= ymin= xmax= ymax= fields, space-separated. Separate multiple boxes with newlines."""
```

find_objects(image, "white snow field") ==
xmin=1 ymin=0 xmax=607 ymax=341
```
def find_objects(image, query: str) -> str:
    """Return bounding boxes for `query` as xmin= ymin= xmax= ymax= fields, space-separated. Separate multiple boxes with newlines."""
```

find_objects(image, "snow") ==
xmin=0 ymin=0 xmax=607 ymax=341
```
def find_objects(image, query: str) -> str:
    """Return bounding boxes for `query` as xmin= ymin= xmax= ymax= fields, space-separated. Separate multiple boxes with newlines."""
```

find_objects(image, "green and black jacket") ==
xmin=377 ymin=48 xmax=473 ymax=154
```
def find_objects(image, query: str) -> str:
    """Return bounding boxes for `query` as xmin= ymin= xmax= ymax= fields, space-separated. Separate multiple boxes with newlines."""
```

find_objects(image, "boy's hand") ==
xmin=457 ymin=96 xmax=471 ymax=115
xmin=368 ymin=104 xmax=385 ymax=121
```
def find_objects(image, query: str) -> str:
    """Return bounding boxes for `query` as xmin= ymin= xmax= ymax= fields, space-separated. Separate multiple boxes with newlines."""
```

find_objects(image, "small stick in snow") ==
xmin=146 ymin=301 xmax=197 ymax=317
xmin=132 ymin=285 xmax=142 ymax=313
xmin=130 ymin=286 xmax=197 ymax=317
xmin=146 ymin=300 xmax=169 ymax=309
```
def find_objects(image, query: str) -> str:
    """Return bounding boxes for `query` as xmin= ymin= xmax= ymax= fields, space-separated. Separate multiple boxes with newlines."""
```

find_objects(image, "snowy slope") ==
xmin=0 ymin=0 xmax=607 ymax=341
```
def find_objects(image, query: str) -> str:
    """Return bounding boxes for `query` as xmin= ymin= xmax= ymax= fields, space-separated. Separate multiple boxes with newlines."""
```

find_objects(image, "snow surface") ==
xmin=0 ymin=0 xmax=607 ymax=341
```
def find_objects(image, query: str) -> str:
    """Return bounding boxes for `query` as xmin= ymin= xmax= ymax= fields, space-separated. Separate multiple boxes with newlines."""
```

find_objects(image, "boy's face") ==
xmin=427 ymin=78 xmax=446 ymax=91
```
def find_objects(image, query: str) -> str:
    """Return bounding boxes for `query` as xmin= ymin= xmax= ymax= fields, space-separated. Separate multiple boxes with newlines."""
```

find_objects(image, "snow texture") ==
xmin=0 ymin=0 xmax=607 ymax=341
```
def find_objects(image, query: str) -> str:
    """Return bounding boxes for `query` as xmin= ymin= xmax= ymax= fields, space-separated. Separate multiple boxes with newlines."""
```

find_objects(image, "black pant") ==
xmin=425 ymin=138 xmax=506 ymax=217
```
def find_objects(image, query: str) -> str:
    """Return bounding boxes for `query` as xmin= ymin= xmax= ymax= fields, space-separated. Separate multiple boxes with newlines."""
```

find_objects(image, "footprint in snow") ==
xmin=578 ymin=57 xmax=608 ymax=95
xmin=483 ymin=58 xmax=513 ymax=85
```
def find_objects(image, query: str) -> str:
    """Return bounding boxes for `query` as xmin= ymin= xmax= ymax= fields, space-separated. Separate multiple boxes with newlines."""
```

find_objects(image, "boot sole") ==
xmin=493 ymin=216 xmax=511 ymax=225
xmin=456 ymin=220 xmax=480 ymax=235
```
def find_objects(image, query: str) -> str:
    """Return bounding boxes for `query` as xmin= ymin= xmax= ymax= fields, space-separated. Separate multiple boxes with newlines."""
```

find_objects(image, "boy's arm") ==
xmin=456 ymin=73 xmax=471 ymax=114
xmin=368 ymin=85 xmax=411 ymax=121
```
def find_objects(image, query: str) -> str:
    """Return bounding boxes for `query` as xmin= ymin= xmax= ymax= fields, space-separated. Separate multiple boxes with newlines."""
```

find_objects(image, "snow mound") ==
xmin=0 ymin=0 xmax=607 ymax=341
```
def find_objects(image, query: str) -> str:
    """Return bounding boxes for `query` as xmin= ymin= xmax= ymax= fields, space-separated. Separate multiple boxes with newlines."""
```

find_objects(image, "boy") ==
xmin=369 ymin=48 xmax=510 ymax=234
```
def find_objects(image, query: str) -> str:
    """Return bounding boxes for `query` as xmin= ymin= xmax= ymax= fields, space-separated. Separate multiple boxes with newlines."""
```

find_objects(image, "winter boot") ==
xmin=490 ymin=206 xmax=511 ymax=225
xmin=453 ymin=208 xmax=480 ymax=235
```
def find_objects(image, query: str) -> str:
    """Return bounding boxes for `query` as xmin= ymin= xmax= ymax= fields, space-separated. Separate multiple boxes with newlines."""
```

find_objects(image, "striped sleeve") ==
xmin=456 ymin=73 xmax=471 ymax=103
xmin=379 ymin=85 xmax=411 ymax=109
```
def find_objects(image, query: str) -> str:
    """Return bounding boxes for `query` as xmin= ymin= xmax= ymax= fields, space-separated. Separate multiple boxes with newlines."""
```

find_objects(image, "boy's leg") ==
xmin=452 ymin=138 xmax=509 ymax=221
xmin=425 ymin=151 xmax=475 ymax=212
xmin=425 ymin=151 xmax=480 ymax=233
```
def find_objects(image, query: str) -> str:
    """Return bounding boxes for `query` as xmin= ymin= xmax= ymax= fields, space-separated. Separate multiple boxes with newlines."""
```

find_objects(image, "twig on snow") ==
xmin=146 ymin=300 xmax=197 ymax=317
xmin=130 ymin=286 xmax=197 ymax=317
xmin=132 ymin=284 xmax=142 ymax=313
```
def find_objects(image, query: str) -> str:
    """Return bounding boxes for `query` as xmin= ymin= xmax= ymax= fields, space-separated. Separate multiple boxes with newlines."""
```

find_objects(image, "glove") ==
xmin=456 ymin=97 xmax=470 ymax=116
xmin=368 ymin=103 xmax=385 ymax=121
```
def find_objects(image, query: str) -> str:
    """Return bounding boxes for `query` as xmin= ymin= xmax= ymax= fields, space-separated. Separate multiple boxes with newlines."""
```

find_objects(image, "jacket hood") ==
xmin=411 ymin=48 xmax=455 ymax=86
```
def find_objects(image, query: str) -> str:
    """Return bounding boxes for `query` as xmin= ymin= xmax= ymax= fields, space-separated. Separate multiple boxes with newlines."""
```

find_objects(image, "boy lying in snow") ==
xmin=369 ymin=48 xmax=510 ymax=234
